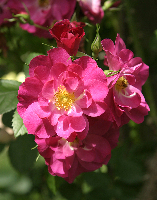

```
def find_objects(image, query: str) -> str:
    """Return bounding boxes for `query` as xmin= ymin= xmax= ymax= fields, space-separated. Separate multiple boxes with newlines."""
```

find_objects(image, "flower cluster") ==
xmin=17 ymin=20 xmax=149 ymax=183
xmin=2 ymin=0 xmax=76 ymax=37
xmin=1 ymin=0 xmax=106 ymax=37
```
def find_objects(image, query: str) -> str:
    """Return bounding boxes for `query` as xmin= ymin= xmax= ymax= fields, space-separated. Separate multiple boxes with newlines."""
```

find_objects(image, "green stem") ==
xmin=124 ymin=0 xmax=157 ymax=126
xmin=34 ymin=23 xmax=49 ymax=31
xmin=86 ymin=25 xmax=95 ymax=56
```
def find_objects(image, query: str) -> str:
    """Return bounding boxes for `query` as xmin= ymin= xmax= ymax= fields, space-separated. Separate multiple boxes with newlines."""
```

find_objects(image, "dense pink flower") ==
xmin=78 ymin=0 xmax=104 ymax=24
xmin=0 ymin=0 xmax=12 ymax=26
xmin=101 ymin=34 xmax=150 ymax=126
xmin=35 ymin=117 xmax=119 ymax=183
xmin=8 ymin=0 xmax=76 ymax=37
xmin=17 ymin=47 xmax=108 ymax=140
xmin=49 ymin=19 xmax=85 ymax=56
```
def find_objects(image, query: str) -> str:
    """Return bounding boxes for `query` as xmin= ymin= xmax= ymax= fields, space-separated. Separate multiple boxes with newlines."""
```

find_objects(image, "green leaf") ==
xmin=7 ymin=175 xmax=32 ymax=194
xmin=0 ymin=79 xmax=21 ymax=114
xmin=0 ymin=143 xmax=6 ymax=153
xmin=114 ymin=159 xmax=144 ymax=184
xmin=2 ymin=109 xmax=15 ymax=128
xmin=75 ymin=51 xmax=89 ymax=58
xmin=47 ymin=175 xmax=56 ymax=195
xmin=12 ymin=109 xmax=28 ymax=138
xmin=70 ymin=12 xmax=77 ymax=22
xmin=8 ymin=134 xmax=38 ymax=173
xmin=59 ymin=183 xmax=82 ymax=200
xmin=83 ymin=171 xmax=111 ymax=189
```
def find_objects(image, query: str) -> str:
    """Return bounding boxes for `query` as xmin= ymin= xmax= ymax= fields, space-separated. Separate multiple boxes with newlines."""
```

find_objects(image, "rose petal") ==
xmin=29 ymin=55 xmax=52 ymax=77
xmin=115 ymin=33 xmax=126 ymax=55
xmin=114 ymin=85 xmax=141 ymax=108
xmin=48 ymin=47 xmax=72 ymax=66
xmin=84 ymin=79 xmax=108 ymax=101
xmin=76 ymin=89 xmax=92 ymax=108
xmin=42 ymin=80 xmax=55 ymax=100
xmin=101 ymin=38 xmax=115 ymax=54
xmin=23 ymin=103 xmax=55 ymax=138
xmin=118 ymin=49 xmax=134 ymax=62
xmin=83 ymin=101 xmax=107 ymax=117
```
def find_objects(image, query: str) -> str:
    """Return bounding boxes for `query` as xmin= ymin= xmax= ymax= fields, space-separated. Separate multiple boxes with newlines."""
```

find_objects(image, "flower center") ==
xmin=69 ymin=137 xmax=80 ymax=150
xmin=38 ymin=0 xmax=50 ymax=7
xmin=54 ymin=85 xmax=75 ymax=111
xmin=115 ymin=76 xmax=128 ymax=91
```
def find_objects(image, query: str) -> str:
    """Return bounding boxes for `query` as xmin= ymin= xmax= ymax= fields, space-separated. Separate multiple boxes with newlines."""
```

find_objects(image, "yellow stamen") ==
xmin=54 ymin=85 xmax=75 ymax=111
xmin=69 ymin=137 xmax=80 ymax=149
xmin=115 ymin=76 xmax=128 ymax=91
xmin=38 ymin=0 xmax=50 ymax=7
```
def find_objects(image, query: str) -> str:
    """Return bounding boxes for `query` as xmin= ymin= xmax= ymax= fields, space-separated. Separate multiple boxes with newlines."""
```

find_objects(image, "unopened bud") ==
xmin=91 ymin=24 xmax=102 ymax=59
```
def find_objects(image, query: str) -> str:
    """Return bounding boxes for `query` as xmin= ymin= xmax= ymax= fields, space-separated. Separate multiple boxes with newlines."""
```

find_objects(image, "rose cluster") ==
xmin=17 ymin=20 xmax=149 ymax=183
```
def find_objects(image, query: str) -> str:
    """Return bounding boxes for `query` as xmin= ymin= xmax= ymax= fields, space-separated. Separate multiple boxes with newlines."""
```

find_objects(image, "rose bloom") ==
xmin=49 ymin=19 xmax=85 ymax=56
xmin=101 ymin=34 xmax=150 ymax=126
xmin=17 ymin=47 xmax=108 ymax=140
xmin=78 ymin=0 xmax=104 ymax=24
xmin=8 ymin=0 xmax=76 ymax=37
xmin=35 ymin=117 xmax=119 ymax=183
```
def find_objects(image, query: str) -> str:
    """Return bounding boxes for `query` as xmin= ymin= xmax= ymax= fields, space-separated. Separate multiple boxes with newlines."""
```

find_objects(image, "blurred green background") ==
xmin=0 ymin=0 xmax=157 ymax=199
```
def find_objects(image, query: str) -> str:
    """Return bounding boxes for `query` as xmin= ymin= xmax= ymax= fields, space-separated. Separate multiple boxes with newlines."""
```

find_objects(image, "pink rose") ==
xmin=78 ymin=0 xmax=104 ymax=24
xmin=35 ymin=117 xmax=119 ymax=183
xmin=17 ymin=47 xmax=108 ymax=140
xmin=49 ymin=19 xmax=85 ymax=56
xmin=101 ymin=34 xmax=150 ymax=126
